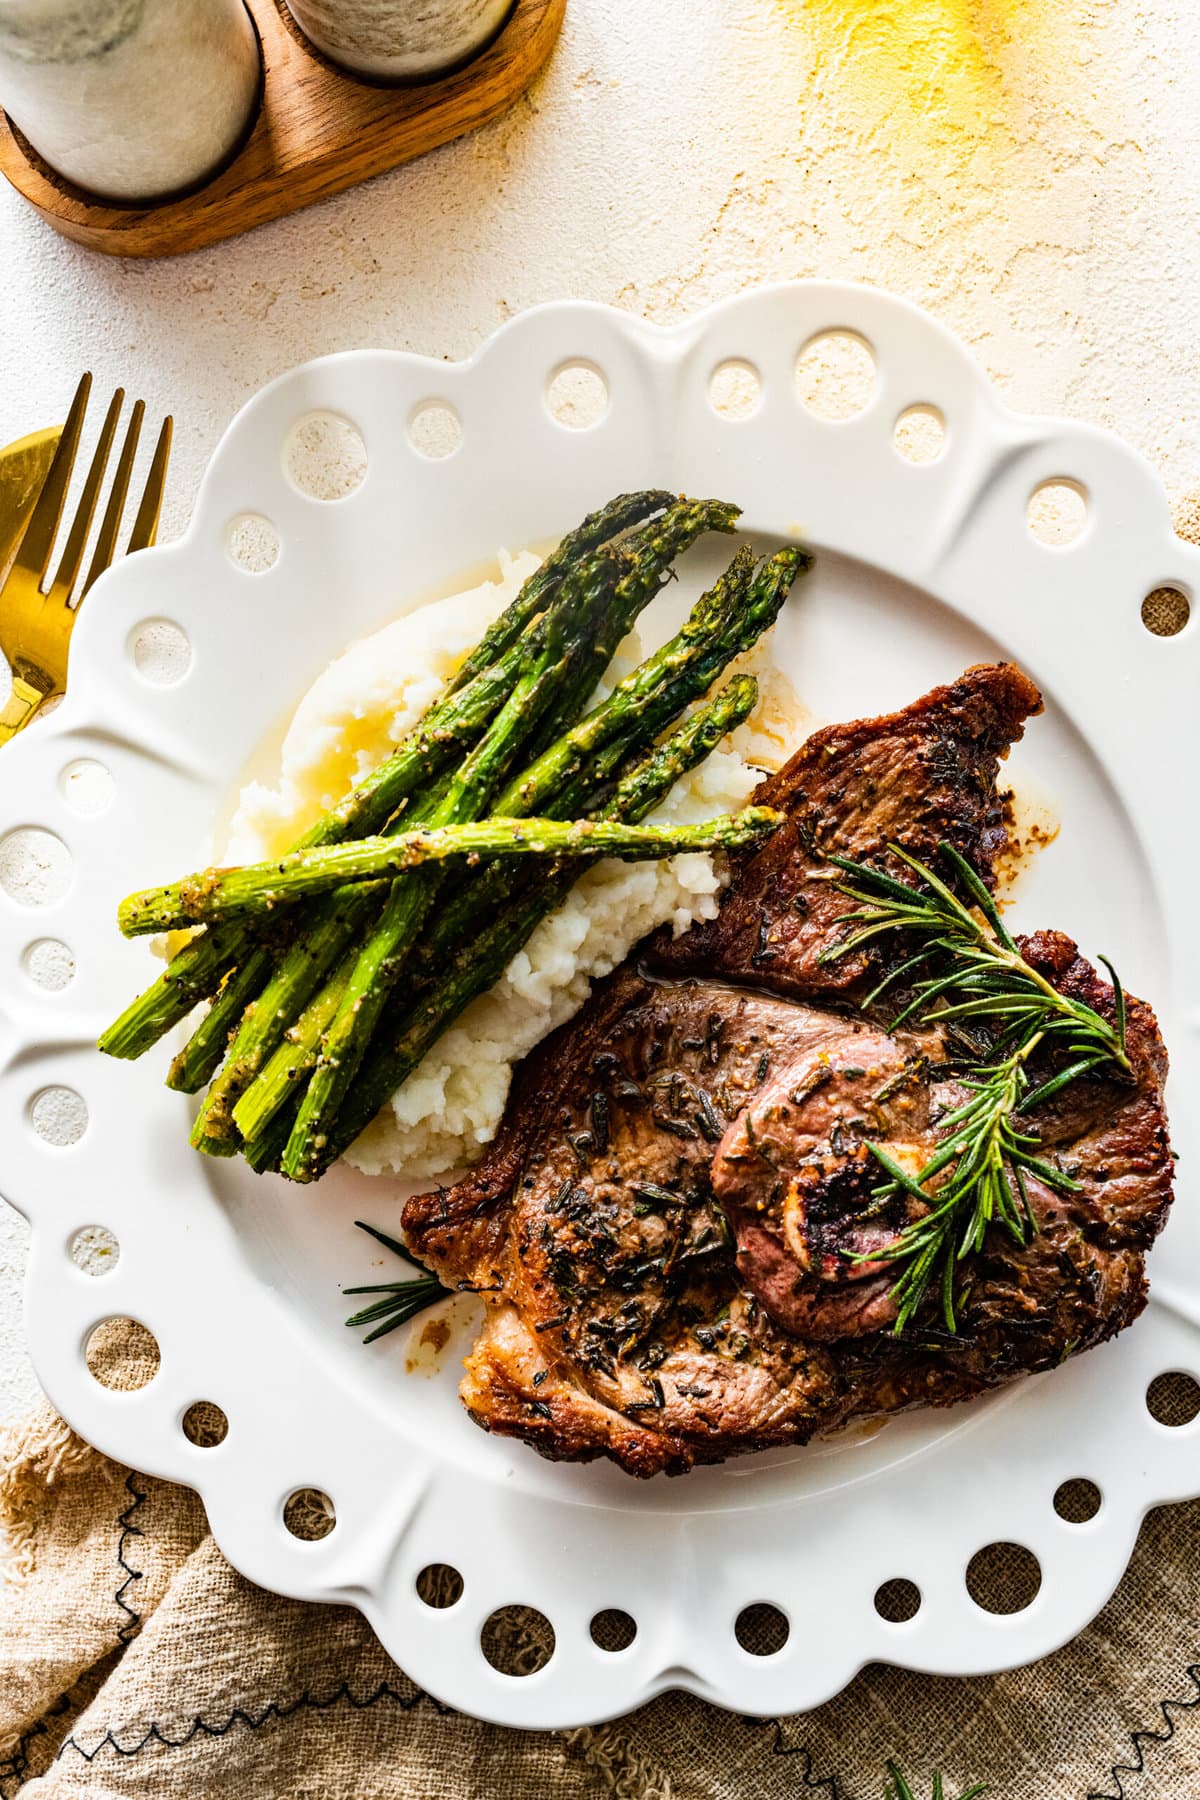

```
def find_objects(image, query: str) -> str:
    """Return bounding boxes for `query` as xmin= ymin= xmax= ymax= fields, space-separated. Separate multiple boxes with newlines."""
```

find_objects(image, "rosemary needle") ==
xmin=823 ymin=840 xmax=1131 ymax=1335
xmin=343 ymin=1220 xmax=450 ymax=1345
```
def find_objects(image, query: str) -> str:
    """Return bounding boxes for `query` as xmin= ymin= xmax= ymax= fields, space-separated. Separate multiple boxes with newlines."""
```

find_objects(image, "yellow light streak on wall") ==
xmin=776 ymin=0 xmax=1069 ymax=152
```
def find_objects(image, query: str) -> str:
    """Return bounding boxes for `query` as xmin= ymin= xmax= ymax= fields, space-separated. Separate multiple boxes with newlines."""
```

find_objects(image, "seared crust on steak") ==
xmin=408 ymin=976 xmax=852 ymax=1474
xmin=403 ymin=664 xmax=1174 ymax=1477
xmin=649 ymin=661 xmax=1042 ymax=999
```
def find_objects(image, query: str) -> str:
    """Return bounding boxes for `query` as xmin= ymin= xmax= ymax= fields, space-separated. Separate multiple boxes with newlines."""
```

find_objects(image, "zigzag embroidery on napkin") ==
xmin=0 ymin=1693 xmax=70 ymax=1799
xmin=1088 ymin=1662 xmax=1200 ymax=1800
xmin=755 ymin=1720 xmax=839 ymax=1796
xmin=114 ymin=1474 xmax=147 ymax=1645
xmin=49 ymin=1681 xmax=449 ymax=1771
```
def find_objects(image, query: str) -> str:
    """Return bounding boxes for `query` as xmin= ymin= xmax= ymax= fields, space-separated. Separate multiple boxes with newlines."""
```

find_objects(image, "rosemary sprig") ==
xmin=822 ymin=840 xmax=1131 ymax=1334
xmin=343 ymin=1221 xmax=450 ymax=1345
xmin=885 ymin=1769 xmax=986 ymax=1800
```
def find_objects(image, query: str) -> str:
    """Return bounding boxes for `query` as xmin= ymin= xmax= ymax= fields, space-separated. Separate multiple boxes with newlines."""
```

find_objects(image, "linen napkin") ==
xmin=3 ymin=1386 xmax=1199 ymax=1798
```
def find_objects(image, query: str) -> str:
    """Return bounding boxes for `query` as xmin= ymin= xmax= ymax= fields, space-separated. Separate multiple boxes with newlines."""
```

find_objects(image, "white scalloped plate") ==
xmin=3 ymin=283 xmax=1199 ymax=1729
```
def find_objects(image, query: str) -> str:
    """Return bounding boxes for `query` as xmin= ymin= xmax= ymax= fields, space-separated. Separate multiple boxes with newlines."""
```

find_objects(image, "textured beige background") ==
xmin=1 ymin=0 xmax=1199 ymax=1594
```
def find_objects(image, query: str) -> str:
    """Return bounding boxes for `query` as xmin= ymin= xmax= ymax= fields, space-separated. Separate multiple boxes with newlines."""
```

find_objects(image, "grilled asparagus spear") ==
xmin=228 ymin=546 xmax=807 ymax=1156
xmin=123 ymin=809 xmax=780 ymax=937
xmin=279 ymin=584 xmax=595 ymax=1175
xmin=414 ymin=542 xmax=805 ymax=953
xmin=232 ymin=967 xmax=351 ymax=1150
xmin=167 ymin=945 xmax=275 ymax=1099
xmin=97 ymin=493 xmax=679 ymax=1063
xmin=497 ymin=545 xmax=808 ymax=815
xmin=517 ymin=496 xmax=743 ymax=764
xmin=167 ymin=501 xmax=748 ymax=1152
xmin=445 ymin=489 xmax=672 ymax=695
xmin=119 ymin=545 xmax=802 ymax=939
xmin=99 ymin=918 xmax=252 ymax=1064
xmin=186 ymin=771 xmax=454 ymax=1148
xmin=297 ymin=677 xmax=765 ymax=1178
xmin=186 ymin=541 xmax=630 ymax=1145
xmin=98 ymin=629 xmax=533 ymax=1057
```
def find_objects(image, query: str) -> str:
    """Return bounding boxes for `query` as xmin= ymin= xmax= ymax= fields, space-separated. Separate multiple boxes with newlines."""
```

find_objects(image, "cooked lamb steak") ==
xmin=404 ymin=664 xmax=1174 ymax=1477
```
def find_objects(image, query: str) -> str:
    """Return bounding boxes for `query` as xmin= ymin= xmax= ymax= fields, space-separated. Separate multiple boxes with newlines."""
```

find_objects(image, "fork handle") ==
xmin=0 ymin=664 xmax=55 ymax=744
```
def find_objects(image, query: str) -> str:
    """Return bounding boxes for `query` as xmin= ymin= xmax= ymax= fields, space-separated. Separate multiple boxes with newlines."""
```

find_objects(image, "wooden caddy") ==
xmin=0 ymin=0 xmax=565 ymax=259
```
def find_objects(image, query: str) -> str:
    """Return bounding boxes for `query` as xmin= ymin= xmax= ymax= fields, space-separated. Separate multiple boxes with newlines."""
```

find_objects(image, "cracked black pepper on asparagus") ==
xmin=101 ymin=493 xmax=812 ymax=1182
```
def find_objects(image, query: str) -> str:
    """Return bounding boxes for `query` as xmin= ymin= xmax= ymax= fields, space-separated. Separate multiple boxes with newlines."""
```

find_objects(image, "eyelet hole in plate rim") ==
xmin=965 ymin=1541 xmax=1042 ymax=1616
xmin=0 ymin=827 xmax=73 ymax=908
xmin=894 ymin=403 xmax=947 ymax=464
xmin=1053 ymin=1478 xmax=1103 ymax=1524
xmin=415 ymin=1563 xmax=464 ymax=1610
xmin=590 ymin=1608 xmax=637 ymax=1653
xmin=283 ymin=411 xmax=368 ymax=502
xmin=226 ymin=512 xmax=281 ymax=574
xmin=70 ymin=1225 xmax=120 ymax=1276
xmin=481 ymin=1605 xmax=556 ymax=1677
xmin=1141 ymin=584 xmax=1191 ymax=638
xmin=23 ymin=936 xmax=76 ymax=991
xmin=1026 ymin=478 xmax=1089 ymax=548
xmin=182 ymin=1400 xmax=229 ymax=1447
xmin=283 ymin=1487 xmax=337 ymax=1541
xmin=58 ymin=758 xmax=115 ymax=818
xmin=128 ymin=619 xmax=192 ymax=687
xmin=708 ymin=358 xmax=763 ymax=421
xmin=408 ymin=400 xmax=463 ymax=461
xmin=1146 ymin=1369 xmax=1200 ymax=1427
xmin=29 ymin=1085 xmax=88 ymax=1147
xmin=795 ymin=328 xmax=878 ymax=422
xmin=734 ymin=1602 xmax=790 ymax=1656
xmin=545 ymin=360 xmax=609 ymax=431
xmin=84 ymin=1317 xmax=161 ymax=1392
xmin=873 ymin=1577 xmax=921 ymax=1623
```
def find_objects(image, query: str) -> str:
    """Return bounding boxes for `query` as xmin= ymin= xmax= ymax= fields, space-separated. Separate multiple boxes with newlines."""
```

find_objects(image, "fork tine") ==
xmin=126 ymin=414 xmax=173 ymax=553
xmin=50 ymin=387 xmax=123 ymax=599
xmin=81 ymin=398 xmax=144 ymax=600
xmin=13 ymin=372 xmax=91 ymax=582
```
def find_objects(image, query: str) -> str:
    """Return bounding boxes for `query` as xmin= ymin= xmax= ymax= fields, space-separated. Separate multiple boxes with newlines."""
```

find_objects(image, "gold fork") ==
xmin=0 ymin=373 xmax=172 ymax=745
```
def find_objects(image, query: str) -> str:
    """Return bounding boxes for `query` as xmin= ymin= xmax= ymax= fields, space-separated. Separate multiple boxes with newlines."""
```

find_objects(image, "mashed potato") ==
xmin=226 ymin=552 xmax=796 ymax=1181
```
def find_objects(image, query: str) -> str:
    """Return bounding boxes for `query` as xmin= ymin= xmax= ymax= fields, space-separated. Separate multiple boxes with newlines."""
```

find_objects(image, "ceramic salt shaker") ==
xmin=0 ymin=0 xmax=261 ymax=203
xmin=283 ymin=0 xmax=511 ymax=81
